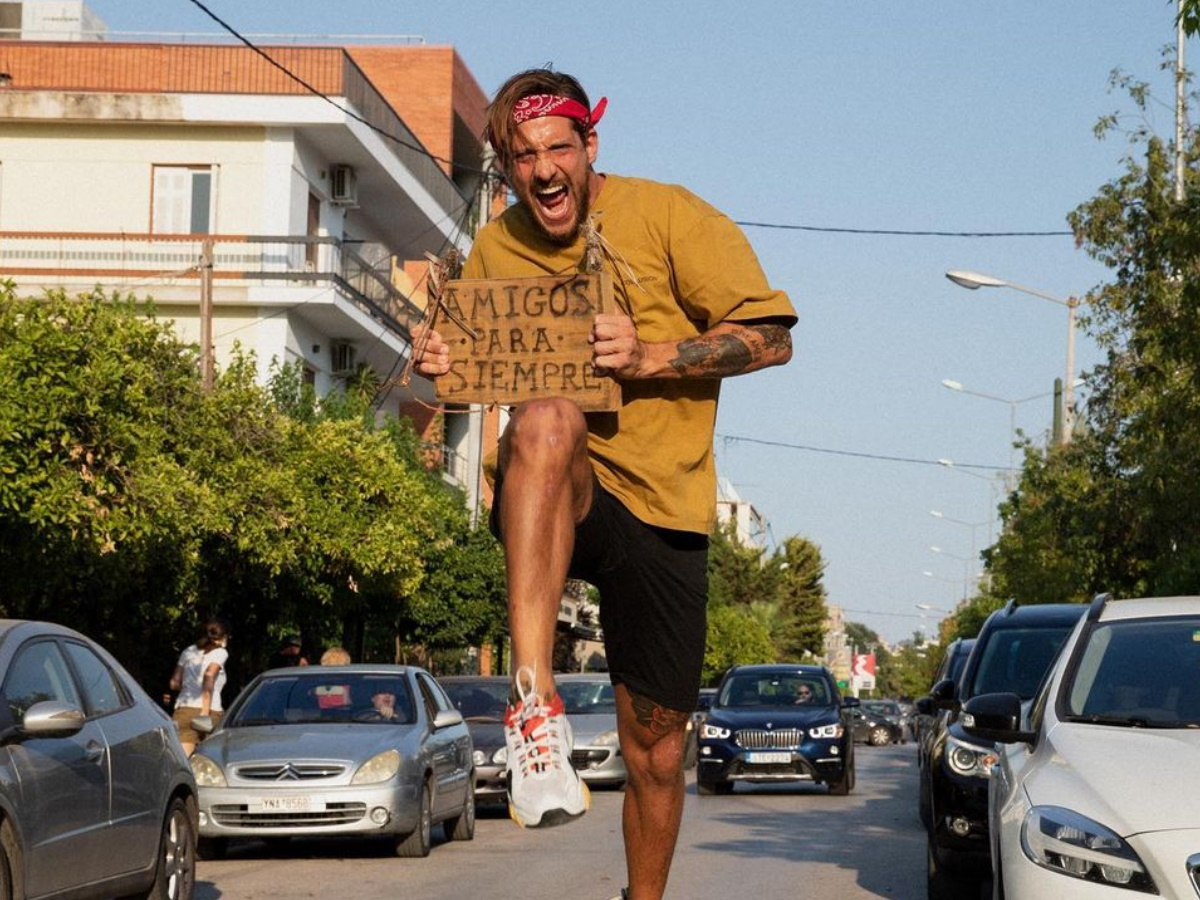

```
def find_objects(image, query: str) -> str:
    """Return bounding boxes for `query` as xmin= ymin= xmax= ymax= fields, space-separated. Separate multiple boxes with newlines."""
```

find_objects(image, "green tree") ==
xmin=701 ymin=604 xmax=775 ymax=685
xmin=0 ymin=285 xmax=508 ymax=688
xmin=774 ymin=536 xmax=827 ymax=659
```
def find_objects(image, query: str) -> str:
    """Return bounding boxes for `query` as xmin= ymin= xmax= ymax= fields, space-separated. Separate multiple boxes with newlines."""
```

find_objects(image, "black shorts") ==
xmin=491 ymin=475 xmax=708 ymax=713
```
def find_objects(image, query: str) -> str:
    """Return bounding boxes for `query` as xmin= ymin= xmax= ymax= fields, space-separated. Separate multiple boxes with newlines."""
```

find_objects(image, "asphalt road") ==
xmin=196 ymin=743 xmax=956 ymax=900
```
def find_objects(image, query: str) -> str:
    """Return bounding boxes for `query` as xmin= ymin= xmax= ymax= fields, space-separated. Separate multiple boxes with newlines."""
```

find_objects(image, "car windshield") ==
xmin=227 ymin=673 xmax=415 ymax=726
xmin=557 ymin=680 xmax=617 ymax=715
xmin=718 ymin=675 xmax=831 ymax=708
xmin=948 ymin=642 xmax=974 ymax=685
xmin=969 ymin=626 xmax=1073 ymax=700
xmin=863 ymin=700 xmax=900 ymax=716
xmin=442 ymin=681 xmax=510 ymax=719
xmin=1063 ymin=616 xmax=1200 ymax=728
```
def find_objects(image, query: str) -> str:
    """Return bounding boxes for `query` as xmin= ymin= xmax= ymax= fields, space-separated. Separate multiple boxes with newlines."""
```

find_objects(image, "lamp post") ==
xmin=945 ymin=269 xmax=1079 ymax=446
xmin=941 ymin=379 xmax=1059 ymax=481
xmin=931 ymin=544 xmax=973 ymax=597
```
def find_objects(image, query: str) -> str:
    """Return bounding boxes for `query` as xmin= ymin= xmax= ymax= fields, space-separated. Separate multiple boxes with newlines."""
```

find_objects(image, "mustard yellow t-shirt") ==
xmin=464 ymin=174 xmax=797 ymax=534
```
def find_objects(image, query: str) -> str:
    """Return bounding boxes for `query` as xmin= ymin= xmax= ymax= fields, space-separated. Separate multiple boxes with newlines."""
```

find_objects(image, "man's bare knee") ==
xmin=505 ymin=399 xmax=587 ymax=463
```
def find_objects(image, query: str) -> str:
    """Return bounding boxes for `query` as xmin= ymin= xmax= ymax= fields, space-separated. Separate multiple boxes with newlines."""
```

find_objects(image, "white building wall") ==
xmin=0 ymin=122 xmax=271 ymax=233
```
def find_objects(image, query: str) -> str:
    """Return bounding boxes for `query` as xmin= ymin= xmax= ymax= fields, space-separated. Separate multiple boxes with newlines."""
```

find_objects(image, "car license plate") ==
xmin=746 ymin=751 xmax=791 ymax=764
xmin=252 ymin=796 xmax=322 ymax=813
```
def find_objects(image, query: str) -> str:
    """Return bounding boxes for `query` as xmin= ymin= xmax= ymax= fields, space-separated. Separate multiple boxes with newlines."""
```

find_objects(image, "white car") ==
xmin=962 ymin=595 xmax=1200 ymax=899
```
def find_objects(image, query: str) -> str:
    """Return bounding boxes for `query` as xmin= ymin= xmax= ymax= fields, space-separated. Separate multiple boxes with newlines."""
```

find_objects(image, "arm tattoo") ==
xmin=667 ymin=323 xmax=791 ymax=378
xmin=630 ymin=692 xmax=692 ymax=736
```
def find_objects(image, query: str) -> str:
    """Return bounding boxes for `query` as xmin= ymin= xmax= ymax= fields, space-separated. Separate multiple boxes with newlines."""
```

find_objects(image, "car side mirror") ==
xmin=914 ymin=696 xmax=934 ymax=716
xmin=961 ymin=692 xmax=1035 ymax=745
xmin=191 ymin=715 xmax=215 ymax=735
xmin=841 ymin=695 xmax=861 ymax=708
xmin=929 ymin=678 xmax=959 ymax=711
xmin=433 ymin=709 xmax=464 ymax=730
xmin=20 ymin=700 xmax=86 ymax=738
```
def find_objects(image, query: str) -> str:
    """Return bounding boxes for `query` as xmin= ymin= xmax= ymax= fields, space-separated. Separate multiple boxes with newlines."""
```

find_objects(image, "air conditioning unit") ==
xmin=330 ymin=165 xmax=358 ymax=206
xmin=331 ymin=341 xmax=357 ymax=374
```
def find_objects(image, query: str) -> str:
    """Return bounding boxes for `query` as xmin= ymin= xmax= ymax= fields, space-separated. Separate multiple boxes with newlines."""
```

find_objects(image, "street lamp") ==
xmin=941 ymin=379 xmax=1059 ymax=478
xmin=930 ymin=508 xmax=991 ymax=559
xmin=945 ymin=269 xmax=1080 ymax=446
xmin=915 ymin=602 xmax=950 ymax=613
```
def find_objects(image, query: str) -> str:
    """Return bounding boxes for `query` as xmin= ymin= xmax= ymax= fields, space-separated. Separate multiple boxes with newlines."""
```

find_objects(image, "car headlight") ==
xmin=190 ymin=754 xmax=227 ymax=788
xmin=701 ymin=722 xmax=731 ymax=740
xmin=1021 ymin=806 xmax=1156 ymax=893
xmin=808 ymin=723 xmax=844 ymax=739
xmin=594 ymin=729 xmax=621 ymax=747
xmin=492 ymin=745 xmax=508 ymax=765
xmin=351 ymin=749 xmax=401 ymax=785
xmin=945 ymin=735 xmax=998 ymax=778
xmin=472 ymin=749 xmax=487 ymax=767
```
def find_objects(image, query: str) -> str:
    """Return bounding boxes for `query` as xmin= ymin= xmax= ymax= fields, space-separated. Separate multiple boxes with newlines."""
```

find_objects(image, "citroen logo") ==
xmin=276 ymin=764 xmax=301 ymax=781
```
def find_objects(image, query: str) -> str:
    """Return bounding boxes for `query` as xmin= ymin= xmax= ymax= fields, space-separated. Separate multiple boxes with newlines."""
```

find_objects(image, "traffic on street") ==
xmin=192 ymin=741 xmax=941 ymax=900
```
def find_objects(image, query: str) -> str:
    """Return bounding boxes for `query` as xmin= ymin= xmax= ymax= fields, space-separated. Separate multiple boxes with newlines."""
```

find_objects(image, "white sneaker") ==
xmin=504 ymin=666 xmax=590 ymax=827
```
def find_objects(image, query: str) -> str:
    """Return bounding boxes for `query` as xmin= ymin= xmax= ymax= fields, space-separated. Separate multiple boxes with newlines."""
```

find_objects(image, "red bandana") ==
xmin=512 ymin=94 xmax=608 ymax=128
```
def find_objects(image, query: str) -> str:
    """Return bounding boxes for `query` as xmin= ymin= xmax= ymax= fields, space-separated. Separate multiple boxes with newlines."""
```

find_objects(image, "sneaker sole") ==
xmin=509 ymin=781 xmax=592 ymax=829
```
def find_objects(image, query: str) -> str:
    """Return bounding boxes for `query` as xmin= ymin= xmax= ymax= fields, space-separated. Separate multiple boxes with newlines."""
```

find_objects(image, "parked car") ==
xmin=915 ymin=637 xmax=975 ymax=767
xmin=860 ymin=698 xmax=911 ymax=743
xmin=848 ymin=704 xmax=905 ymax=745
xmin=964 ymin=595 xmax=1200 ymax=899
xmin=555 ymin=672 xmax=627 ymax=788
xmin=437 ymin=675 xmax=511 ymax=806
xmin=190 ymin=664 xmax=474 ymax=859
xmin=0 ymin=620 xmax=198 ymax=900
xmin=921 ymin=601 xmax=1086 ymax=899
xmin=683 ymin=687 xmax=717 ymax=769
xmin=695 ymin=663 xmax=857 ymax=795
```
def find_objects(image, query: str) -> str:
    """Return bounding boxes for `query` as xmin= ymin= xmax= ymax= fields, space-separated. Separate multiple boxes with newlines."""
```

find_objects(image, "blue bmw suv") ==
xmin=696 ymin=664 xmax=858 ymax=795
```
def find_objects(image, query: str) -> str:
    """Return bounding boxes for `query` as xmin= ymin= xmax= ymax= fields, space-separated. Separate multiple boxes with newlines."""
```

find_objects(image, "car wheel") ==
xmin=395 ymin=781 xmax=433 ymax=858
xmin=697 ymin=777 xmax=730 ymax=796
xmin=133 ymin=797 xmax=196 ymax=900
xmin=869 ymin=725 xmax=891 ymax=746
xmin=443 ymin=781 xmax=475 ymax=842
xmin=0 ymin=820 xmax=16 ymax=900
xmin=828 ymin=760 xmax=854 ymax=795
xmin=927 ymin=833 xmax=979 ymax=900
xmin=195 ymin=837 xmax=227 ymax=861
xmin=917 ymin=769 xmax=932 ymax=829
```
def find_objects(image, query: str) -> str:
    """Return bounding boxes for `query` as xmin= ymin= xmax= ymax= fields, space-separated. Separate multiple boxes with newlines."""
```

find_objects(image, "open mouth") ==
xmin=535 ymin=184 xmax=571 ymax=221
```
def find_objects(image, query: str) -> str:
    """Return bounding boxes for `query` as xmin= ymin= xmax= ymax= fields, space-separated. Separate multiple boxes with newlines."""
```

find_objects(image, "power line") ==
xmin=181 ymin=1 xmax=1073 ymax=243
xmin=716 ymin=432 xmax=1005 ymax=472
xmin=183 ymin=0 xmax=491 ymax=189
xmin=735 ymin=220 xmax=1073 ymax=238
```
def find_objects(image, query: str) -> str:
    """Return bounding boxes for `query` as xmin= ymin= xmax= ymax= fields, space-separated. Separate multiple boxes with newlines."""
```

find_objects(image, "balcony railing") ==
xmin=0 ymin=231 xmax=425 ymax=339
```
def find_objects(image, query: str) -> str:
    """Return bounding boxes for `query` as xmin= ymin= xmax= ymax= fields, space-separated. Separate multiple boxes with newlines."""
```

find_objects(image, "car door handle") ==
xmin=85 ymin=741 xmax=106 ymax=764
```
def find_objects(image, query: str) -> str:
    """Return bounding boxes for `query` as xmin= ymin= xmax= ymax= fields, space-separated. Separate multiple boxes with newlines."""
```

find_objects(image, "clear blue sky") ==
xmin=89 ymin=0 xmax=1190 ymax=643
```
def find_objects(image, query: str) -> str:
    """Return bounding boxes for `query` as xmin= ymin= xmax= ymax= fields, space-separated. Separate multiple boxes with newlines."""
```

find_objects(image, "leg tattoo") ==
xmin=629 ymin=692 xmax=691 ymax=736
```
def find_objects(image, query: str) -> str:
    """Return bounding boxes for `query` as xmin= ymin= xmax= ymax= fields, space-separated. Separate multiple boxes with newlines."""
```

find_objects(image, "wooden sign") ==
xmin=432 ymin=273 xmax=620 ymax=412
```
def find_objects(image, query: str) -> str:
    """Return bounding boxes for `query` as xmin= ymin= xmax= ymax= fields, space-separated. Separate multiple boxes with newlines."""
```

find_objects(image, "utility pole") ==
xmin=1177 ymin=0 xmax=1187 ymax=202
xmin=199 ymin=238 xmax=214 ymax=391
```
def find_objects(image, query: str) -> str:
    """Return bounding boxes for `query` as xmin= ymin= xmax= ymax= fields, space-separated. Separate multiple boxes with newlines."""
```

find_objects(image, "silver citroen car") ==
xmin=190 ymin=664 xmax=474 ymax=858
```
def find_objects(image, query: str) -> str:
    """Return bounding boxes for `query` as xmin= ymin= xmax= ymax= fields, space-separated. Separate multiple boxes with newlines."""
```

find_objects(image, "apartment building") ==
xmin=0 ymin=2 xmax=497 ymax=509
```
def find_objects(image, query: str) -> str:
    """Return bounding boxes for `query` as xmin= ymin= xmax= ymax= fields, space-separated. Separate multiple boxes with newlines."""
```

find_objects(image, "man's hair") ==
xmin=486 ymin=68 xmax=592 ymax=171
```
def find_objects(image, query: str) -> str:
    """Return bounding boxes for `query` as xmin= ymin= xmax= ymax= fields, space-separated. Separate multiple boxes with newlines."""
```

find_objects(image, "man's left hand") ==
xmin=590 ymin=313 xmax=647 ymax=378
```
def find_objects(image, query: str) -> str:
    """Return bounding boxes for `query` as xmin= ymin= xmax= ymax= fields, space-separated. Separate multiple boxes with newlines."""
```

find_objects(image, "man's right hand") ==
xmin=410 ymin=323 xmax=451 ymax=378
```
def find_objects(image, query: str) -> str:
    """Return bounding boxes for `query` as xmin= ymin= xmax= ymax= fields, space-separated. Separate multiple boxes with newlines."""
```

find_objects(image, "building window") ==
xmin=151 ymin=165 xmax=213 ymax=234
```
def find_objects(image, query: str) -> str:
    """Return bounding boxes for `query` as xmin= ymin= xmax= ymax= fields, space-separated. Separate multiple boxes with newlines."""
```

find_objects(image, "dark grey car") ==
xmin=437 ymin=675 xmax=511 ymax=805
xmin=0 ymin=620 xmax=198 ymax=900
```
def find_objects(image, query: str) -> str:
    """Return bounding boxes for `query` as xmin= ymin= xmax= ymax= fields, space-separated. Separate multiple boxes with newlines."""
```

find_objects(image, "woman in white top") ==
xmin=170 ymin=618 xmax=230 ymax=755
